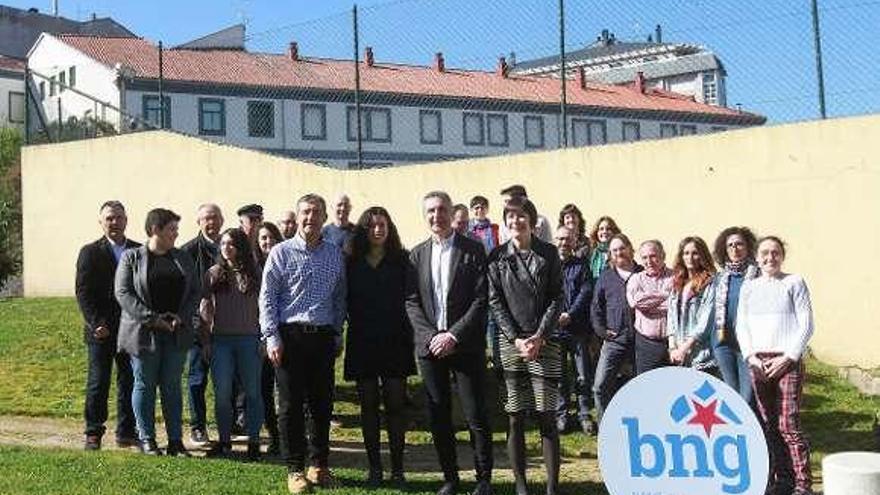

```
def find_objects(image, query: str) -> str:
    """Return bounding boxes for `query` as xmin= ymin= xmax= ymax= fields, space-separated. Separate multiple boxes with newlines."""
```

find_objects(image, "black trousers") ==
xmin=418 ymin=352 xmax=494 ymax=482
xmin=276 ymin=326 xmax=335 ymax=472
xmin=261 ymin=356 xmax=278 ymax=438
xmin=84 ymin=339 xmax=135 ymax=438
xmin=357 ymin=377 xmax=407 ymax=473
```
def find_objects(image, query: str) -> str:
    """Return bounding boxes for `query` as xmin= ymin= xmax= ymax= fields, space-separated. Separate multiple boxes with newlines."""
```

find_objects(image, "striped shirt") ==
xmin=736 ymin=273 xmax=814 ymax=361
xmin=259 ymin=234 xmax=346 ymax=351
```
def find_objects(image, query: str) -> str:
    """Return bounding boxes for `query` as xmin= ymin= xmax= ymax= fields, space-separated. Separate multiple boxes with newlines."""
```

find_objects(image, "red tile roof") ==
xmin=0 ymin=55 xmax=26 ymax=72
xmin=55 ymin=34 xmax=764 ymax=123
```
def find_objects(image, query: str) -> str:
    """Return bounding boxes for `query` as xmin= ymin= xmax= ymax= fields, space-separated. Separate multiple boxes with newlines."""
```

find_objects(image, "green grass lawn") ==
xmin=1 ymin=297 xmax=879 ymax=494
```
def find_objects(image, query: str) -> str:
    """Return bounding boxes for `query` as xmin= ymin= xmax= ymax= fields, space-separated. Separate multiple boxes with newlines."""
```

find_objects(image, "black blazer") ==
xmin=405 ymin=233 xmax=488 ymax=358
xmin=591 ymin=263 xmax=643 ymax=344
xmin=181 ymin=233 xmax=218 ymax=283
xmin=75 ymin=236 xmax=141 ymax=344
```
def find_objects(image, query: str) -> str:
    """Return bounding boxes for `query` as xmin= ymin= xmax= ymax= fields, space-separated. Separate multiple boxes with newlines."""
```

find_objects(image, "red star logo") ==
xmin=687 ymin=399 xmax=726 ymax=437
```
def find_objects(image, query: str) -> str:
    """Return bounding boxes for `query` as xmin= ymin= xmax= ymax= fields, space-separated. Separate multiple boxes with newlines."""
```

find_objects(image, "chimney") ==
xmin=364 ymin=46 xmax=374 ymax=67
xmin=433 ymin=52 xmax=445 ymax=73
xmin=288 ymin=41 xmax=299 ymax=61
xmin=496 ymin=56 xmax=508 ymax=78
xmin=601 ymin=29 xmax=610 ymax=44
xmin=655 ymin=24 xmax=663 ymax=44
xmin=576 ymin=67 xmax=586 ymax=90
xmin=52 ymin=0 xmax=58 ymax=17
xmin=633 ymin=71 xmax=646 ymax=94
xmin=91 ymin=12 xmax=97 ymax=21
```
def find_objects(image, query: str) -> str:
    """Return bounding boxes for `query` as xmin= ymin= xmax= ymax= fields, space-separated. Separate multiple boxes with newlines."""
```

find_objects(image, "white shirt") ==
xmin=736 ymin=273 xmax=814 ymax=361
xmin=430 ymin=233 xmax=455 ymax=331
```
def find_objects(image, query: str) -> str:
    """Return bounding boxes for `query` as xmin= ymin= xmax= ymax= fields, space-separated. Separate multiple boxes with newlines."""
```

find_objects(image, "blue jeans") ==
xmin=130 ymin=332 xmax=187 ymax=442
xmin=211 ymin=335 xmax=264 ymax=442
xmin=557 ymin=333 xmax=594 ymax=422
xmin=186 ymin=343 xmax=209 ymax=431
xmin=714 ymin=343 xmax=754 ymax=405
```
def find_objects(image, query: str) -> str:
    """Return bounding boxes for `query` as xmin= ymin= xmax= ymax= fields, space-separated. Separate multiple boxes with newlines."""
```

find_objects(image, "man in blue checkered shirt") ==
xmin=260 ymin=193 xmax=346 ymax=494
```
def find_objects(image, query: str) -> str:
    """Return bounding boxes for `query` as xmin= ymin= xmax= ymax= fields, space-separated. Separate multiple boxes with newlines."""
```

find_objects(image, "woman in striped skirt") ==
xmin=487 ymin=196 xmax=564 ymax=495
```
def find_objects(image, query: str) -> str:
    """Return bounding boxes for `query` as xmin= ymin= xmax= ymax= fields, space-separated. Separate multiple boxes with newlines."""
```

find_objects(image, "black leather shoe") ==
xmin=84 ymin=435 xmax=101 ymax=451
xmin=437 ymin=480 xmax=459 ymax=495
xmin=472 ymin=479 xmax=493 ymax=495
xmin=206 ymin=441 xmax=232 ymax=458
xmin=115 ymin=436 xmax=138 ymax=448
xmin=390 ymin=471 xmax=406 ymax=488
xmin=366 ymin=467 xmax=383 ymax=487
xmin=138 ymin=438 xmax=162 ymax=455
xmin=165 ymin=440 xmax=192 ymax=457
xmin=246 ymin=442 xmax=262 ymax=462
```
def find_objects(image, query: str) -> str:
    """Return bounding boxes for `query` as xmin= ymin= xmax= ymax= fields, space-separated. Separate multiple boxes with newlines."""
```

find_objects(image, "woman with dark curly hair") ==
xmin=557 ymin=203 xmax=590 ymax=258
xmin=201 ymin=228 xmax=264 ymax=460
xmin=588 ymin=215 xmax=621 ymax=280
xmin=345 ymin=206 xmax=415 ymax=485
xmin=710 ymin=226 xmax=759 ymax=403
xmin=667 ymin=236 xmax=716 ymax=373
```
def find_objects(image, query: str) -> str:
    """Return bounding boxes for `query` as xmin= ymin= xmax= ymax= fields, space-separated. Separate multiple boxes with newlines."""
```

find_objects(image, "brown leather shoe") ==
xmin=287 ymin=472 xmax=312 ymax=494
xmin=306 ymin=466 xmax=337 ymax=488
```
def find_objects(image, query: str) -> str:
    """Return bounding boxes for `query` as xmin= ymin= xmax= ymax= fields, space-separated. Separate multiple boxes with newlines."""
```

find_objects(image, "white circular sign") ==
xmin=598 ymin=367 xmax=769 ymax=495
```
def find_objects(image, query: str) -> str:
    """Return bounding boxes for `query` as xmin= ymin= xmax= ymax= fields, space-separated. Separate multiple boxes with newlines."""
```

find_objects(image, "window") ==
xmin=301 ymin=104 xmax=326 ymax=140
xmin=524 ymin=116 xmax=545 ymax=148
xmin=703 ymin=72 xmax=718 ymax=105
xmin=69 ymin=66 xmax=76 ymax=87
xmin=680 ymin=125 xmax=697 ymax=136
xmin=660 ymin=123 xmax=678 ymax=138
xmin=247 ymin=100 xmax=274 ymax=138
xmin=419 ymin=110 xmax=442 ymax=145
xmin=487 ymin=114 xmax=508 ymax=147
xmin=198 ymin=98 xmax=226 ymax=136
xmin=347 ymin=106 xmax=391 ymax=143
xmin=572 ymin=118 xmax=607 ymax=146
xmin=142 ymin=95 xmax=171 ymax=129
xmin=49 ymin=76 xmax=56 ymax=97
xmin=622 ymin=121 xmax=641 ymax=142
xmin=462 ymin=112 xmax=484 ymax=146
xmin=39 ymin=82 xmax=45 ymax=101
xmin=8 ymin=92 xmax=24 ymax=123
xmin=710 ymin=126 xmax=727 ymax=133
xmin=58 ymin=71 xmax=66 ymax=92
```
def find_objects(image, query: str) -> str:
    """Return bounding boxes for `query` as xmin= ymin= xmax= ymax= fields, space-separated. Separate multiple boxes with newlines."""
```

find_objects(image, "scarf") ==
xmin=714 ymin=260 xmax=758 ymax=334
xmin=589 ymin=242 xmax=609 ymax=279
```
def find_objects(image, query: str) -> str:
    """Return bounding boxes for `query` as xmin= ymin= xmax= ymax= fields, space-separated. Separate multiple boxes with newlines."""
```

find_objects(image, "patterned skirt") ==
xmin=499 ymin=337 xmax=563 ymax=413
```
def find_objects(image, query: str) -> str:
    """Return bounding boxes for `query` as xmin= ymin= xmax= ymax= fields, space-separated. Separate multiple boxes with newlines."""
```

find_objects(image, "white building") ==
xmin=0 ymin=55 xmax=25 ymax=130
xmin=27 ymin=32 xmax=763 ymax=168
xmin=512 ymin=28 xmax=728 ymax=107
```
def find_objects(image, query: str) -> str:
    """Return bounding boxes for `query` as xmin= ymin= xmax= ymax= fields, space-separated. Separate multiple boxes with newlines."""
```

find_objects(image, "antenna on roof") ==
xmin=52 ymin=0 xmax=59 ymax=17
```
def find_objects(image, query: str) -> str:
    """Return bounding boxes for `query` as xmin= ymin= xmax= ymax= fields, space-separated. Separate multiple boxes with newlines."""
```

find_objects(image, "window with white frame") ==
xmin=58 ymin=71 xmax=66 ymax=92
xmin=487 ymin=114 xmax=509 ymax=147
xmin=419 ymin=110 xmax=442 ymax=145
xmin=301 ymin=104 xmax=326 ymax=140
xmin=572 ymin=118 xmax=607 ymax=146
xmin=524 ymin=116 xmax=545 ymax=148
xmin=69 ymin=66 xmax=76 ymax=87
xmin=622 ymin=121 xmax=641 ymax=142
xmin=680 ymin=125 xmax=697 ymax=136
xmin=8 ymin=92 xmax=24 ymax=123
xmin=660 ymin=123 xmax=678 ymax=138
xmin=463 ymin=112 xmax=484 ymax=146
xmin=703 ymin=72 xmax=718 ymax=105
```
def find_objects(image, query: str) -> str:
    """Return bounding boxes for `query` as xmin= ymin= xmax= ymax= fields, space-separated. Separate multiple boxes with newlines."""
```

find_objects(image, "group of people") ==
xmin=75 ymin=184 xmax=815 ymax=495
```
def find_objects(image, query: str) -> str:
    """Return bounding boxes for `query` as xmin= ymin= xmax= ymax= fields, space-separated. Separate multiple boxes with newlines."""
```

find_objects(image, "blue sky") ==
xmin=9 ymin=0 xmax=879 ymax=123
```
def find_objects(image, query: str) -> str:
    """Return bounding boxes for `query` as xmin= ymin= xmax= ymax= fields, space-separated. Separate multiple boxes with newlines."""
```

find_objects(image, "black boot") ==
xmin=166 ymin=440 xmax=191 ymax=457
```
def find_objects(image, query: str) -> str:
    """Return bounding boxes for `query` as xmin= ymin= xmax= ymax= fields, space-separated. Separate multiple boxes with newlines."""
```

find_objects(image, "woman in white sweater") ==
xmin=736 ymin=236 xmax=814 ymax=495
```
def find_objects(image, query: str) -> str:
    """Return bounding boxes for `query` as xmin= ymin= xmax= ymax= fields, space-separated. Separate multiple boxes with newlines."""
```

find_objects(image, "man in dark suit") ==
xmin=406 ymin=191 xmax=494 ymax=495
xmin=180 ymin=203 xmax=223 ymax=445
xmin=75 ymin=200 xmax=141 ymax=450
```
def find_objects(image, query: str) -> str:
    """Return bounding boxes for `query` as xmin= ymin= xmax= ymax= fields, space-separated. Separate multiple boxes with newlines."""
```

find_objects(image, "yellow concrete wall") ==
xmin=22 ymin=116 xmax=880 ymax=367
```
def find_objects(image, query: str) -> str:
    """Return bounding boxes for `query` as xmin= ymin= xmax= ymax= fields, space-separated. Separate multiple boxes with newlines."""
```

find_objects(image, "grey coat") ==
xmin=114 ymin=245 xmax=201 ymax=356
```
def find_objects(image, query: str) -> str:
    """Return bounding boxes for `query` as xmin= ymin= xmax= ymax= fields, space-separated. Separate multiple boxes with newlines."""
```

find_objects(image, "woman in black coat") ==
xmin=344 ymin=206 xmax=415 ymax=486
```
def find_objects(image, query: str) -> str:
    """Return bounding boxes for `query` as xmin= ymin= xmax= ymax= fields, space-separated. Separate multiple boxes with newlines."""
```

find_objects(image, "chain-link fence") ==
xmin=22 ymin=0 xmax=880 ymax=167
